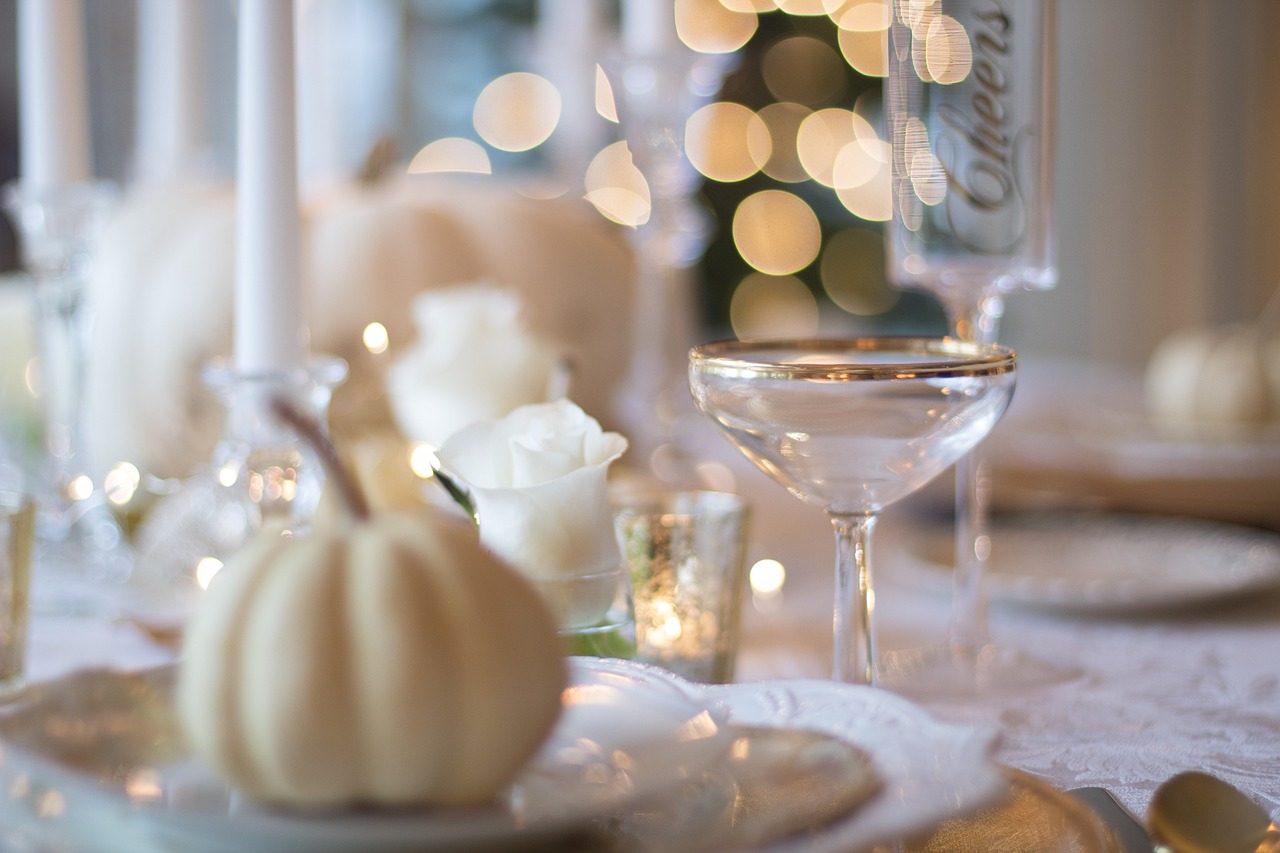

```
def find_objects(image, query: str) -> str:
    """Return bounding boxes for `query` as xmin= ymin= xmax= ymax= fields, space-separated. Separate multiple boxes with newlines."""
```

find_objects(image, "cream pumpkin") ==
xmin=1145 ymin=323 xmax=1280 ymax=430
xmin=176 ymin=410 xmax=567 ymax=806
xmin=83 ymin=174 xmax=635 ymax=481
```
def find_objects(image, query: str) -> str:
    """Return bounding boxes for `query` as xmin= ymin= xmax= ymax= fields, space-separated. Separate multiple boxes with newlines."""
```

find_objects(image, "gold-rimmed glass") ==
xmin=689 ymin=337 xmax=1016 ymax=685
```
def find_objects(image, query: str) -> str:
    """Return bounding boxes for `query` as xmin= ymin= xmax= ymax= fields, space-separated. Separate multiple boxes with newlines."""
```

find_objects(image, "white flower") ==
xmin=386 ymin=283 xmax=565 ymax=447
xmin=436 ymin=399 xmax=628 ymax=629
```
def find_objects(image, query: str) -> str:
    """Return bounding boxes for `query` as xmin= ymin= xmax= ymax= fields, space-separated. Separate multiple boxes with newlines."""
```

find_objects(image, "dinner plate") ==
xmin=0 ymin=657 xmax=1006 ymax=853
xmin=891 ymin=511 xmax=1280 ymax=614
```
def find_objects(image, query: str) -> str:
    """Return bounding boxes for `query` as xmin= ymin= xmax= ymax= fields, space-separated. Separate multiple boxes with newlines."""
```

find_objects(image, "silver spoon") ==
xmin=1147 ymin=772 xmax=1279 ymax=853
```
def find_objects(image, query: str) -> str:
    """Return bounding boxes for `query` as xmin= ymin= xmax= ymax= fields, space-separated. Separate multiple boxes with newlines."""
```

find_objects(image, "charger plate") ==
xmin=0 ymin=657 xmax=1004 ymax=852
xmin=893 ymin=511 xmax=1280 ymax=614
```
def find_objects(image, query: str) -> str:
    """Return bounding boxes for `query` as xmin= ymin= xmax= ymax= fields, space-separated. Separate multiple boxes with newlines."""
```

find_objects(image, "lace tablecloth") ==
xmin=730 ymin=459 xmax=1280 ymax=822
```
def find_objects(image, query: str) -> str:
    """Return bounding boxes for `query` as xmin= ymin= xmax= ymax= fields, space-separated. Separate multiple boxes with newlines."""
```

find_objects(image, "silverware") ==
xmin=1068 ymin=787 xmax=1155 ymax=853
xmin=1147 ymin=772 xmax=1279 ymax=853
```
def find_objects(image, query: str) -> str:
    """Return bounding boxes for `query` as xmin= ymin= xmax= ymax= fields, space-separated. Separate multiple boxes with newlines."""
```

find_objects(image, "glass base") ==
xmin=30 ymin=499 xmax=133 ymax=617
xmin=877 ymin=643 xmax=1082 ymax=700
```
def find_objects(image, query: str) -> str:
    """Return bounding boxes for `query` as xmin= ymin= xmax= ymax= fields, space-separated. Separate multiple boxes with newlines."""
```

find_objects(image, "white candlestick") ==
xmin=134 ymin=0 xmax=206 ymax=184
xmin=17 ymin=0 xmax=92 ymax=188
xmin=236 ymin=0 xmax=304 ymax=374
xmin=623 ymin=0 xmax=677 ymax=56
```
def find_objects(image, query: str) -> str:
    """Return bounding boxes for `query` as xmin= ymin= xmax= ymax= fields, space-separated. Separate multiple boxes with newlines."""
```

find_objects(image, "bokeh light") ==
xmin=924 ymin=15 xmax=972 ymax=84
xmin=730 ymin=272 xmax=820 ymax=339
xmin=584 ymin=141 xmax=651 ymax=227
xmin=749 ymin=558 xmax=787 ymax=595
xmin=362 ymin=322 xmax=389 ymax=355
xmin=732 ymin=190 xmax=823 ymax=275
xmin=835 ymin=1 xmax=892 ymax=31
xmin=838 ymin=24 xmax=888 ymax=76
xmin=473 ymin=72 xmax=561 ymax=152
xmin=820 ymin=227 xmax=899 ymax=315
xmin=103 ymin=462 xmax=141 ymax=507
xmin=758 ymin=102 xmax=812 ymax=183
xmin=776 ymin=0 xmax=840 ymax=16
xmin=762 ymin=35 xmax=847 ymax=106
xmin=836 ymin=158 xmax=892 ymax=220
xmin=721 ymin=0 xmax=779 ymax=10
xmin=595 ymin=64 xmax=618 ymax=122
xmin=797 ymin=108 xmax=859 ymax=187
xmin=675 ymin=0 xmax=758 ymax=54
xmin=686 ymin=101 xmax=771 ymax=182
xmin=407 ymin=138 xmax=492 ymax=174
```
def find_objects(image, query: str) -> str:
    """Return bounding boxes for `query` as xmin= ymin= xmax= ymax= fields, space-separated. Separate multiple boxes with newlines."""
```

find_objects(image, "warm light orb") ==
xmin=820 ymin=227 xmax=899 ymax=315
xmin=836 ymin=158 xmax=892 ymax=221
xmin=762 ymin=35 xmax=847 ymax=107
xmin=733 ymin=190 xmax=822 ymax=275
xmin=362 ymin=322 xmax=389 ymax=355
xmin=675 ymin=0 xmax=758 ymax=54
xmin=750 ymin=558 xmax=787 ymax=595
xmin=407 ymin=138 xmax=492 ymax=175
xmin=473 ymin=72 xmax=561 ymax=152
xmin=408 ymin=443 xmax=440 ymax=479
xmin=759 ymin=102 xmax=812 ymax=183
xmin=67 ymin=475 xmax=93 ymax=502
xmin=103 ymin=462 xmax=141 ymax=507
xmin=196 ymin=557 xmax=224 ymax=590
xmin=924 ymin=15 xmax=972 ymax=84
xmin=720 ymin=0 xmax=778 ymax=10
xmin=797 ymin=108 xmax=859 ymax=187
xmin=730 ymin=272 xmax=820 ymax=339
xmin=595 ymin=64 xmax=618 ymax=122
xmin=686 ymin=102 xmax=771 ymax=182
xmin=776 ymin=0 xmax=840 ymax=15
xmin=835 ymin=0 xmax=891 ymax=31
xmin=838 ymin=24 xmax=888 ymax=76
xmin=584 ymin=141 xmax=651 ymax=227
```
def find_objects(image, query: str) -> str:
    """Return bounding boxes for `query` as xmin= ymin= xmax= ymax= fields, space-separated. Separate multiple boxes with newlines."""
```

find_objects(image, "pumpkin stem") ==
xmin=270 ymin=396 xmax=371 ymax=522
xmin=356 ymin=136 xmax=397 ymax=188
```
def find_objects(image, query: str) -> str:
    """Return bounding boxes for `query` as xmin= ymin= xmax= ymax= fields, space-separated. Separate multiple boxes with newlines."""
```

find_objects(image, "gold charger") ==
xmin=897 ymin=769 xmax=1122 ymax=853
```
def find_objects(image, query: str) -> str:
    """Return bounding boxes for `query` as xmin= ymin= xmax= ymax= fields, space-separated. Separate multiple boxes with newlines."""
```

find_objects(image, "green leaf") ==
xmin=432 ymin=467 xmax=478 ymax=528
xmin=562 ymin=625 xmax=637 ymax=660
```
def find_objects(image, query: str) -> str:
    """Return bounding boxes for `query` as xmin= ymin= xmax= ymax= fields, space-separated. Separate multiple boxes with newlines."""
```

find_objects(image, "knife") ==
xmin=1069 ymin=786 xmax=1155 ymax=853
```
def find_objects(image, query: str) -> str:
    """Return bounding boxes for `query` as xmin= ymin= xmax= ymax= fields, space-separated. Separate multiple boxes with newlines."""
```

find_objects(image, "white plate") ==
xmin=0 ymin=658 xmax=1005 ymax=853
xmin=892 ymin=512 xmax=1280 ymax=614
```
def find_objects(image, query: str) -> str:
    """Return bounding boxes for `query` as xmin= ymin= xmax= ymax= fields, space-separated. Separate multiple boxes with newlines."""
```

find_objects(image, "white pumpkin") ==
xmin=1145 ymin=323 xmax=1280 ymax=429
xmin=84 ymin=174 xmax=636 ymax=480
xmin=177 ymin=413 xmax=567 ymax=807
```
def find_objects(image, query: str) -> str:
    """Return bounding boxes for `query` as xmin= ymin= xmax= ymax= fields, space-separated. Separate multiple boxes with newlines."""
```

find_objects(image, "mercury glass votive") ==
xmin=613 ymin=490 xmax=749 ymax=683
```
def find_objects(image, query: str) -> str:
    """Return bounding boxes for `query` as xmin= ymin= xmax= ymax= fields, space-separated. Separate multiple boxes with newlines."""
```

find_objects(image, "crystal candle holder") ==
xmin=128 ymin=356 xmax=347 ymax=628
xmin=3 ymin=180 xmax=132 ymax=615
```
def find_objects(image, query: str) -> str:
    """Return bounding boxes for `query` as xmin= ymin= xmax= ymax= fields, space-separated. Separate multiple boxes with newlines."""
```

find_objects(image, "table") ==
xmin=16 ymin=415 xmax=1280 ymax=845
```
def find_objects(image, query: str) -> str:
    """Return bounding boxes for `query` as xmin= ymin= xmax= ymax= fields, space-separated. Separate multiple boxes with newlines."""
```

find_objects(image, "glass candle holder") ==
xmin=613 ymin=490 xmax=749 ymax=683
xmin=127 ymin=356 xmax=347 ymax=629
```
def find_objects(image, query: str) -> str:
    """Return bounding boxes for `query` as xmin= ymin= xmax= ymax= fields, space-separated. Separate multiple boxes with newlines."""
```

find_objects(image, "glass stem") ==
xmin=831 ymin=511 xmax=876 ymax=685
xmin=941 ymin=287 xmax=1003 ymax=657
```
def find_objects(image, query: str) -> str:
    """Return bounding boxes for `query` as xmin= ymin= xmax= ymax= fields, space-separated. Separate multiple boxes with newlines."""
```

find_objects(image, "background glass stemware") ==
xmin=689 ymin=338 xmax=1016 ymax=685
xmin=884 ymin=0 xmax=1072 ymax=692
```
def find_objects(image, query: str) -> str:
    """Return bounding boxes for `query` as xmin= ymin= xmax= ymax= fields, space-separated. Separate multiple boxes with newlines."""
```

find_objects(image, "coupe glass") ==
xmin=689 ymin=338 xmax=1016 ymax=685
xmin=884 ymin=0 xmax=1076 ymax=693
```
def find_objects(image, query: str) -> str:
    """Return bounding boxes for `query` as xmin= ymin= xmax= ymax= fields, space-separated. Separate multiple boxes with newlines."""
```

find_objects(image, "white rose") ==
xmin=386 ymin=283 xmax=565 ymax=447
xmin=436 ymin=399 xmax=628 ymax=629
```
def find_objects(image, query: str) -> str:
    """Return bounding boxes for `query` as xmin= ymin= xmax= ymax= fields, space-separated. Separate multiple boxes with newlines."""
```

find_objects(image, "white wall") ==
xmin=1002 ymin=0 xmax=1278 ymax=369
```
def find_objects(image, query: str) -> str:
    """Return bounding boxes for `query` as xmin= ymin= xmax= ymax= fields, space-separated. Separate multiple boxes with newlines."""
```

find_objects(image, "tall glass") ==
xmin=690 ymin=338 xmax=1016 ymax=685
xmin=885 ymin=0 xmax=1074 ymax=693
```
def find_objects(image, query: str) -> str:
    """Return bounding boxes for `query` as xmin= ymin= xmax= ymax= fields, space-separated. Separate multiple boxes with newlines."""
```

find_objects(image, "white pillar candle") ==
xmin=134 ymin=0 xmax=206 ymax=184
xmin=17 ymin=0 xmax=92 ymax=188
xmin=622 ymin=0 xmax=677 ymax=56
xmin=235 ymin=0 xmax=304 ymax=374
